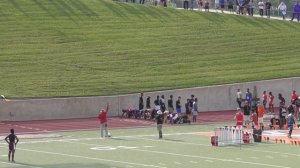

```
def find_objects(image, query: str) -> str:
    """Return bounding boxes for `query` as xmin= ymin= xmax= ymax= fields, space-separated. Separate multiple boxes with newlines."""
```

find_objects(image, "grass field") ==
xmin=1 ymin=0 xmax=300 ymax=98
xmin=0 ymin=125 xmax=299 ymax=168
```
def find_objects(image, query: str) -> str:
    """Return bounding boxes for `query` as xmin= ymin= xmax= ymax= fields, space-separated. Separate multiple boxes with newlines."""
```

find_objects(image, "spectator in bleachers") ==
xmin=278 ymin=1 xmax=287 ymax=20
xmin=242 ymin=0 xmax=250 ymax=15
xmin=248 ymin=0 xmax=255 ymax=16
xmin=219 ymin=0 xmax=225 ymax=13
xmin=265 ymin=0 xmax=271 ymax=18
xmin=184 ymin=0 xmax=189 ymax=9
xmin=168 ymin=95 xmax=174 ymax=113
xmin=239 ymin=0 xmax=245 ymax=14
xmin=198 ymin=0 xmax=204 ymax=11
xmin=291 ymin=1 xmax=300 ymax=22
xmin=258 ymin=0 xmax=264 ymax=16
xmin=204 ymin=0 xmax=210 ymax=11
xmin=235 ymin=0 xmax=240 ymax=14
xmin=228 ymin=0 xmax=235 ymax=13
xmin=190 ymin=0 xmax=195 ymax=10
xmin=215 ymin=0 xmax=220 ymax=12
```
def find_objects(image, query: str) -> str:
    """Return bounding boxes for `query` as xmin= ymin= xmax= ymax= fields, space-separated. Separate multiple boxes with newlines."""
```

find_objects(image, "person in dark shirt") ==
xmin=160 ymin=95 xmax=166 ymax=112
xmin=156 ymin=110 xmax=164 ymax=139
xmin=139 ymin=92 xmax=144 ymax=111
xmin=5 ymin=129 xmax=19 ymax=162
xmin=243 ymin=101 xmax=251 ymax=126
xmin=176 ymin=96 xmax=182 ymax=113
xmin=278 ymin=93 xmax=286 ymax=107
xmin=146 ymin=96 xmax=151 ymax=109
xmin=167 ymin=95 xmax=174 ymax=113
xmin=265 ymin=0 xmax=272 ymax=18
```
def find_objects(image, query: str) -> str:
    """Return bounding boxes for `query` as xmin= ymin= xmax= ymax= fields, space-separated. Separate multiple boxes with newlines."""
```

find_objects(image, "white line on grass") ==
xmin=125 ymin=136 xmax=300 ymax=157
xmin=3 ymin=132 xmax=300 ymax=158
xmin=128 ymin=148 xmax=291 ymax=168
xmin=0 ymin=161 xmax=44 ymax=168
xmin=60 ymin=140 xmax=291 ymax=168
xmin=0 ymin=146 xmax=166 ymax=168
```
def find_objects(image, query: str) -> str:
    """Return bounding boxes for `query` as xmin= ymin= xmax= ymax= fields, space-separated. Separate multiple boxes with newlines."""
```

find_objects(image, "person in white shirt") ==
xmin=236 ymin=89 xmax=242 ymax=108
xmin=278 ymin=1 xmax=287 ymax=20
xmin=258 ymin=0 xmax=264 ymax=16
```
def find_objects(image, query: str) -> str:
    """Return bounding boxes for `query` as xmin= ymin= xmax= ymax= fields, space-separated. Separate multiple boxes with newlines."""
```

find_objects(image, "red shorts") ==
xmin=9 ymin=143 xmax=15 ymax=151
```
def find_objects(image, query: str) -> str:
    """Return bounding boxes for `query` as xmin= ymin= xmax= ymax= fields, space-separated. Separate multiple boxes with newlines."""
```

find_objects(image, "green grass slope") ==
xmin=0 ymin=0 xmax=300 ymax=98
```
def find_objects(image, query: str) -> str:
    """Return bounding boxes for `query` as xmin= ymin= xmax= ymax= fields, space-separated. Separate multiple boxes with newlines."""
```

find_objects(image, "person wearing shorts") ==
xmin=5 ymin=129 xmax=19 ymax=162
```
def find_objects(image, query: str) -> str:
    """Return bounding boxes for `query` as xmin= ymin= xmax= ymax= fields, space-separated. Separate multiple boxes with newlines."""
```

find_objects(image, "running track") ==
xmin=0 ymin=110 xmax=235 ymax=135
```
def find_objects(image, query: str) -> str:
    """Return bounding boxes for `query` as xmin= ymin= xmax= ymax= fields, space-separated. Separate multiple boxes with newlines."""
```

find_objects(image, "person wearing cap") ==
xmin=98 ymin=103 xmax=109 ymax=138
xmin=234 ymin=107 xmax=244 ymax=128
xmin=156 ymin=110 xmax=164 ymax=139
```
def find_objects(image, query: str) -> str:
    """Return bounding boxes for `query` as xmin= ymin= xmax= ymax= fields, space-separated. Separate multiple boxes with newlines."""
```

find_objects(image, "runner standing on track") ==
xmin=5 ymin=129 xmax=19 ymax=162
xmin=98 ymin=103 xmax=110 ymax=138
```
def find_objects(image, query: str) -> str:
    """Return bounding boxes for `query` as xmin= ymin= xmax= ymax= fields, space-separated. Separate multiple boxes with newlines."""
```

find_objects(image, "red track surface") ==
xmin=0 ymin=110 xmax=235 ymax=135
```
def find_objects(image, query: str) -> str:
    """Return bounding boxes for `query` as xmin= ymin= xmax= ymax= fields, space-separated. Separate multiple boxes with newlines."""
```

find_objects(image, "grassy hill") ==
xmin=0 ymin=0 xmax=300 ymax=98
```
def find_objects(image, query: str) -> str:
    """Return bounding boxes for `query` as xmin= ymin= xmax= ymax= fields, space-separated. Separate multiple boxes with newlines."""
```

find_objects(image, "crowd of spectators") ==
xmin=235 ymin=88 xmax=300 ymax=132
xmin=122 ymin=0 xmax=300 ymax=21
xmin=122 ymin=93 xmax=199 ymax=124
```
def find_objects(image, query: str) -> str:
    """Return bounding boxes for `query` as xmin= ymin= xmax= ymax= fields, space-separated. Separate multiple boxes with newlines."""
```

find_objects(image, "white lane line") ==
xmin=205 ymin=160 xmax=213 ymax=163
xmin=125 ymin=136 xmax=300 ymax=157
xmin=0 ymin=161 xmax=44 ymax=168
xmin=60 ymin=140 xmax=290 ymax=168
xmin=4 ymin=131 xmax=300 ymax=158
xmin=129 ymin=148 xmax=291 ymax=168
xmin=266 ymin=156 xmax=274 ymax=159
xmin=0 ymin=146 xmax=166 ymax=168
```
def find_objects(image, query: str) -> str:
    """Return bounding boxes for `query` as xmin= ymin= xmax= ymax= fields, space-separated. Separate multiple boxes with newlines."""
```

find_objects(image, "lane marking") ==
xmin=1 ymin=131 xmax=300 ymax=158
xmin=61 ymin=140 xmax=291 ymax=168
xmin=129 ymin=148 xmax=291 ymax=168
xmin=0 ymin=146 xmax=166 ymax=168
xmin=0 ymin=161 xmax=44 ymax=168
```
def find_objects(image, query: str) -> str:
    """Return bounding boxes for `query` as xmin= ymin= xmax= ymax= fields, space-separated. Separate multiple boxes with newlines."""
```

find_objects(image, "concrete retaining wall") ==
xmin=1 ymin=77 xmax=300 ymax=121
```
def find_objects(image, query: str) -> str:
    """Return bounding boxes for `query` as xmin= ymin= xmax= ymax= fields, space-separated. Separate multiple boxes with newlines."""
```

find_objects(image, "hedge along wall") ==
xmin=1 ymin=77 xmax=300 ymax=121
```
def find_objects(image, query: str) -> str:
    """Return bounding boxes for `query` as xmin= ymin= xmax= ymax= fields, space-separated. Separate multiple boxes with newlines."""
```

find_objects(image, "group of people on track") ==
xmin=235 ymin=88 xmax=298 ymax=138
